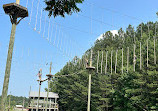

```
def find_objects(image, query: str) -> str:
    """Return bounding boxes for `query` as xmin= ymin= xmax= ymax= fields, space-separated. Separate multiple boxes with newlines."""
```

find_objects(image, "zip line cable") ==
xmin=23 ymin=0 xmax=155 ymax=63
xmin=86 ymin=1 xmax=142 ymax=22
xmin=78 ymin=13 xmax=120 ymax=30
xmin=26 ymin=4 xmax=139 ymax=58
xmin=53 ymin=70 xmax=84 ymax=78
xmin=28 ymin=3 xmax=122 ymax=37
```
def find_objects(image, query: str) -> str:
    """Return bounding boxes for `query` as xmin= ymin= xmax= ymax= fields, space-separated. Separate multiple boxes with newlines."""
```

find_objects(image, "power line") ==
xmin=53 ymin=70 xmax=84 ymax=78
xmin=78 ymin=13 xmax=120 ymax=29
xmin=86 ymin=1 xmax=143 ymax=22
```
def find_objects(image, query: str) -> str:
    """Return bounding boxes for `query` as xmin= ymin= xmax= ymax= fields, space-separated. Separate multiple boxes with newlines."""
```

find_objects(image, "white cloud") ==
xmin=97 ymin=30 xmax=118 ymax=40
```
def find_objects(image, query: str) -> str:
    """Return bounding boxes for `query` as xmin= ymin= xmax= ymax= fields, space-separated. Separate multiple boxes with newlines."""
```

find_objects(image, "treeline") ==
xmin=0 ymin=95 xmax=29 ymax=109
xmin=50 ymin=21 xmax=158 ymax=111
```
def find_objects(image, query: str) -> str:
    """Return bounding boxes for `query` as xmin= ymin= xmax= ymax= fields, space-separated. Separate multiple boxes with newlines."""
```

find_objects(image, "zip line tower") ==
xmin=0 ymin=0 xmax=28 ymax=110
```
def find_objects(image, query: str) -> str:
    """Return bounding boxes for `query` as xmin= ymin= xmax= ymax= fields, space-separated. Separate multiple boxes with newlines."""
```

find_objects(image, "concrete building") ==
xmin=28 ymin=91 xmax=59 ymax=111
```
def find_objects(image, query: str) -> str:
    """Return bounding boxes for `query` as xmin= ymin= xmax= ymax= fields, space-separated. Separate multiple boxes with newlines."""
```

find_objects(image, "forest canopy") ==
xmin=49 ymin=21 xmax=158 ymax=111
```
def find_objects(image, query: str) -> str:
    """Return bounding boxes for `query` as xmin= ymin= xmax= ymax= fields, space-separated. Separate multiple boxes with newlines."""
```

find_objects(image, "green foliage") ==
xmin=50 ymin=22 xmax=158 ymax=111
xmin=44 ymin=0 xmax=84 ymax=17
xmin=0 ymin=95 xmax=29 ymax=108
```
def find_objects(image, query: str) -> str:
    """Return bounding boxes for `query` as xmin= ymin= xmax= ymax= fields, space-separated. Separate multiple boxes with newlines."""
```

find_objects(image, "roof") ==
xmin=29 ymin=91 xmax=59 ymax=98
xmin=16 ymin=105 xmax=23 ymax=108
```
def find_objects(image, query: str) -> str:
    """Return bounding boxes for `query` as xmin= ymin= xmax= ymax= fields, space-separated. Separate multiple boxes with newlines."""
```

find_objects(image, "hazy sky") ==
xmin=0 ymin=0 xmax=157 ymax=97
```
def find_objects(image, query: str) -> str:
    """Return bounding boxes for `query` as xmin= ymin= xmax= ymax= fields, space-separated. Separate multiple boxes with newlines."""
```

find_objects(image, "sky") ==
xmin=0 ymin=0 xmax=157 ymax=97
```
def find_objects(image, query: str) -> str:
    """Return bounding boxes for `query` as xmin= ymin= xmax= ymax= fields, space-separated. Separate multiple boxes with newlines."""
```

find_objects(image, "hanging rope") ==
xmin=57 ymin=27 xmax=61 ymax=48
xmin=140 ymin=42 xmax=142 ymax=70
xmin=65 ymin=36 xmax=68 ymax=57
xmin=115 ymin=50 xmax=118 ymax=74
xmin=122 ymin=48 xmax=123 ymax=74
xmin=47 ymin=18 xmax=51 ymax=40
xmin=101 ymin=51 xmax=103 ymax=74
xmin=67 ymin=39 xmax=70 ymax=58
xmin=112 ymin=12 xmax=114 ymax=40
xmin=154 ymin=37 xmax=156 ymax=64
xmin=111 ymin=50 xmax=113 ymax=74
xmin=97 ymin=51 xmax=99 ymax=73
xmin=60 ymin=32 xmax=63 ymax=50
xmin=134 ymin=32 xmax=136 ymax=44
xmin=154 ymin=24 xmax=157 ymax=64
xmin=50 ymin=21 xmax=54 ymax=43
xmin=127 ymin=47 xmax=129 ymax=73
xmin=147 ymin=39 xmax=149 ymax=67
xmin=105 ymin=51 xmax=108 ymax=74
xmin=34 ymin=0 xmax=40 ymax=31
xmin=78 ymin=59 xmax=81 ymax=69
xmin=43 ymin=13 xmax=47 ymax=38
xmin=68 ymin=60 xmax=70 ymax=70
xmin=141 ymin=23 xmax=143 ymax=38
xmin=69 ymin=39 xmax=71 ymax=58
xmin=53 ymin=24 xmax=58 ymax=46
xmin=26 ymin=0 xmax=29 ymax=9
xmin=29 ymin=0 xmax=35 ymax=25
xmin=39 ymin=9 xmax=43 ymax=34
xmin=62 ymin=35 xmax=66 ymax=55
xmin=147 ymin=23 xmax=150 ymax=39
xmin=133 ymin=44 xmax=136 ymax=72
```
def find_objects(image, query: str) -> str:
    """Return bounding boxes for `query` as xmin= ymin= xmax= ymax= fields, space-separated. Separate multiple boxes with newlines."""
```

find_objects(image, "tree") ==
xmin=49 ymin=22 xmax=158 ymax=111
xmin=44 ymin=0 xmax=84 ymax=17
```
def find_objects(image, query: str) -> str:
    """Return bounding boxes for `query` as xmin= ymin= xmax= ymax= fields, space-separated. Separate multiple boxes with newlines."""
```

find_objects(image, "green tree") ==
xmin=49 ymin=22 xmax=158 ymax=111
xmin=44 ymin=0 xmax=84 ymax=17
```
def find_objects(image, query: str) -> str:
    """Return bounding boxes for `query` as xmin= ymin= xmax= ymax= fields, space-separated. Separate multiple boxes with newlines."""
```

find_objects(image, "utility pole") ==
xmin=1 ymin=1 xmax=28 ymax=110
xmin=46 ymin=62 xmax=53 ymax=111
xmin=22 ymin=97 xmax=25 ymax=111
xmin=86 ymin=49 xmax=95 ymax=111
xmin=37 ymin=80 xmax=43 ymax=111
xmin=37 ymin=69 xmax=43 ymax=111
